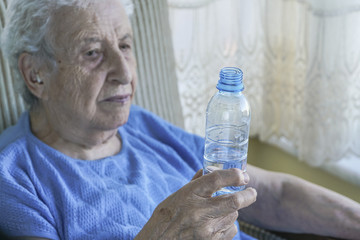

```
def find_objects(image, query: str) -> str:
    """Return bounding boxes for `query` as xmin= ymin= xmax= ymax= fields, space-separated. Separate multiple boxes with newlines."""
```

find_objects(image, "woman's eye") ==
xmin=83 ymin=49 xmax=103 ymax=64
xmin=86 ymin=50 xmax=98 ymax=57
xmin=82 ymin=49 xmax=103 ymax=66
xmin=120 ymin=44 xmax=131 ymax=51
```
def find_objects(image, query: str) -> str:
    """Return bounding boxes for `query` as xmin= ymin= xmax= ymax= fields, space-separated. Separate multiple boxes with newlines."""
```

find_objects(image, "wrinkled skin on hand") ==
xmin=135 ymin=168 xmax=257 ymax=240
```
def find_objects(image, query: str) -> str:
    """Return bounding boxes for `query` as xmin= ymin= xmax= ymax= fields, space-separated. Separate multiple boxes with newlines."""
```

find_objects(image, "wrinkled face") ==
xmin=41 ymin=0 xmax=137 ymax=131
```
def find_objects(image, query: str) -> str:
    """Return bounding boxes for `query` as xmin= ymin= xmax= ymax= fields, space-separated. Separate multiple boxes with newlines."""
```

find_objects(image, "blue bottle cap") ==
xmin=216 ymin=67 xmax=244 ymax=92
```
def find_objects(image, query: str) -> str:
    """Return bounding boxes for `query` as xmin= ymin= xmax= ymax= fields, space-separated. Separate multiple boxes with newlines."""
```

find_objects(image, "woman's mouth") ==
xmin=104 ymin=94 xmax=131 ymax=103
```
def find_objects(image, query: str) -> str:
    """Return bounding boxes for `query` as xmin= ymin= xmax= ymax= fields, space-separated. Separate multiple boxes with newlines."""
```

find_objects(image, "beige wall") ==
xmin=247 ymin=138 xmax=360 ymax=203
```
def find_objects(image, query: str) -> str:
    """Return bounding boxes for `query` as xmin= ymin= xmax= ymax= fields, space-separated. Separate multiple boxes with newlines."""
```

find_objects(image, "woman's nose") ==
xmin=107 ymin=49 xmax=132 ymax=84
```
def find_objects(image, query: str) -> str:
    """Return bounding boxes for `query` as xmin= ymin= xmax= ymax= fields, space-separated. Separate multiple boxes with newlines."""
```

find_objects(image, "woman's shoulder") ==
xmin=124 ymin=104 xmax=204 ymax=157
xmin=128 ymin=104 xmax=164 ymax=123
xmin=125 ymin=104 xmax=189 ymax=139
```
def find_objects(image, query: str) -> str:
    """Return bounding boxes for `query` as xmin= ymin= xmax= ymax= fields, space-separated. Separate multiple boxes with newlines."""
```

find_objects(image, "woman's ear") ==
xmin=18 ymin=52 xmax=45 ymax=99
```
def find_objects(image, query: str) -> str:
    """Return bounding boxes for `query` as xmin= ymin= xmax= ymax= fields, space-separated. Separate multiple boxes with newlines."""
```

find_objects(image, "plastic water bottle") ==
xmin=203 ymin=67 xmax=251 ymax=197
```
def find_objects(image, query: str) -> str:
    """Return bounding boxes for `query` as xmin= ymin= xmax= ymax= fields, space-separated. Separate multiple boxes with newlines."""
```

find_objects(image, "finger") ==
xmin=216 ymin=223 xmax=238 ymax=240
xmin=193 ymin=168 xmax=249 ymax=197
xmin=208 ymin=187 xmax=257 ymax=216
xmin=191 ymin=169 xmax=203 ymax=181
xmin=213 ymin=211 xmax=239 ymax=233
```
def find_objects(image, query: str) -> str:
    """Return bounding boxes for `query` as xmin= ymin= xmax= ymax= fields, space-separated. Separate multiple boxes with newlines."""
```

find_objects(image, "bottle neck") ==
xmin=217 ymin=67 xmax=244 ymax=92
xmin=218 ymin=90 xmax=243 ymax=96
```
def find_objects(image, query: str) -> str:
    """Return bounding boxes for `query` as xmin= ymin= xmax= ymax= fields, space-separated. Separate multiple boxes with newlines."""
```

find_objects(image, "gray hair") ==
xmin=1 ymin=0 xmax=134 ymax=108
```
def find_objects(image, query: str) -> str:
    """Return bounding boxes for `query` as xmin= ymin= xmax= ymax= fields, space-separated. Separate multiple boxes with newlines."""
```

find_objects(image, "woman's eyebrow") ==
xmin=81 ymin=35 xmax=132 ymax=44
xmin=120 ymin=33 xmax=133 ymax=41
xmin=82 ymin=37 xmax=102 ymax=44
xmin=75 ymin=37 xmax=102 ymax=49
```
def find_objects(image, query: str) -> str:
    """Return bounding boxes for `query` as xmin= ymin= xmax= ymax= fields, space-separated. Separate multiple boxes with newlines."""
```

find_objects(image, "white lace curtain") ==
xmin=168 ymin=0 xmax=360 ymax=166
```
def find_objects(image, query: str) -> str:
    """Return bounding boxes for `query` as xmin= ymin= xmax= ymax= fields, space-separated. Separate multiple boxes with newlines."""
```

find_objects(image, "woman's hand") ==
xmin=135 ymin=168 xmax=257 ymax=240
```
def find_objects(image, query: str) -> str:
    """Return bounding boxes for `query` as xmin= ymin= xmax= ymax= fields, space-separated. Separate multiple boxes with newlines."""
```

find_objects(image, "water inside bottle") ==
xmin=203 ymin=124 xmax=249 ymax=197
xmin=203 ymin=156 xmax=247 ymax=196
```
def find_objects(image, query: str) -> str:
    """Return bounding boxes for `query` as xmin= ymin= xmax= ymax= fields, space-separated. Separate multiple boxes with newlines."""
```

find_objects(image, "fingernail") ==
xmin=244 ymin=172 xmax=250 ymax=184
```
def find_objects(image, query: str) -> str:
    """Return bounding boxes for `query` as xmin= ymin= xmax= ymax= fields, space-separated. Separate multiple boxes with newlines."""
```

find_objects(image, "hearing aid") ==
xmin=36 ymin=75 xmax=43 ymax=84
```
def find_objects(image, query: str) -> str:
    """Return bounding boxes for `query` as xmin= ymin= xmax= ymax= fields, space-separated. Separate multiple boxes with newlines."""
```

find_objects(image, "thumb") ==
xmin=191 ymin=169 xmax=203 ymax=181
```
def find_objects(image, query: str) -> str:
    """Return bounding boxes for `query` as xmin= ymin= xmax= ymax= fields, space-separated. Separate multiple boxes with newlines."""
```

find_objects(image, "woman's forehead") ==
xmin=48 ymin=0 xmax=131 ymax=49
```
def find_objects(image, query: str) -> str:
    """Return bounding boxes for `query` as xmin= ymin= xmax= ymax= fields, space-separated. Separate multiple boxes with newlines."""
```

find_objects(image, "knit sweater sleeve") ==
xmin=0 ymin=152 xmax=59 ymax=240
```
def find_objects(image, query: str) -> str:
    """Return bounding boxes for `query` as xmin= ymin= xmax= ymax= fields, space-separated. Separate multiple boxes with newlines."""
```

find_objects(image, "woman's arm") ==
xmin=239 ymin=165 xmax=360 ymax=239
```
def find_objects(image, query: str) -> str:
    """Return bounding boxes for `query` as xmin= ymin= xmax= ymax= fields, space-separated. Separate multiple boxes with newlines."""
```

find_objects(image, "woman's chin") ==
xmin=86 ymin=106 xmax=131 ymax=132
xmin=104 ymin=112 xmax=131 ymax=130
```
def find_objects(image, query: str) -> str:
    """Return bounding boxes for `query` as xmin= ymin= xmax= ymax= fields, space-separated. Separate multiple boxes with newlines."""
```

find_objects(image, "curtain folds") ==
xmin=0 ymin=0 xmax=26 ymax=133
xmin=131 ymin=0 xmax=184 ymax=128
xmin=168 ymin=0 xmax=360 ymax=166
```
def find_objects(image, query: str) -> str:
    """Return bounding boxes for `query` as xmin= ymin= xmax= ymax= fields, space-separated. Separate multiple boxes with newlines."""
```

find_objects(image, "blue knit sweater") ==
xmin=0 ymin=105 xmax=253 ymax=240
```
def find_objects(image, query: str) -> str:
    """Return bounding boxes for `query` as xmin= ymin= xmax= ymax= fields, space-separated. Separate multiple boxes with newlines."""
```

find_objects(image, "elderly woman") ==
xmin=0 ymin=0 xmax=360 ymax=239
